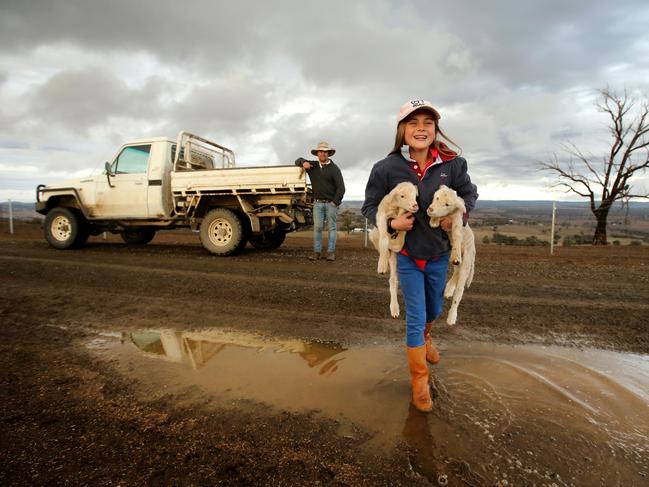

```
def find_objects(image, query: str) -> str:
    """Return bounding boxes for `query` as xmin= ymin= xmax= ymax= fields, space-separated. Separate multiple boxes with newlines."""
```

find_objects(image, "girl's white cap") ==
xmin=397 ymin=99 xmax=441 ymax=123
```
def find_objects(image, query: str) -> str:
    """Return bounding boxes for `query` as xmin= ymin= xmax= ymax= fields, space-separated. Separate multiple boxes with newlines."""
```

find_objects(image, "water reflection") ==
xmin=401 ymin=404 xmax=439 ymax=482
xmin=96 ymin=332 xmax=649 ymax=486
xmin=124 ymin=329 xmax=347 ymax=376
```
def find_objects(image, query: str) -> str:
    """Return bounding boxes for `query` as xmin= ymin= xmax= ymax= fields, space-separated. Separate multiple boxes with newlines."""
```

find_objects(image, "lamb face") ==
xmin=393 ymin=182 xmax=419 ymax=214
xmin=426 ymin=185 xmax=458 ymax=218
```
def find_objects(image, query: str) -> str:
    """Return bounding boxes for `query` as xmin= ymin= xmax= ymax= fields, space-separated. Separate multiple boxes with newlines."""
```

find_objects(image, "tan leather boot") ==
xmin=406 ymin=345 xmax=433 ymax=413
xmin=424 ymin=323 xmax=440 ymax=365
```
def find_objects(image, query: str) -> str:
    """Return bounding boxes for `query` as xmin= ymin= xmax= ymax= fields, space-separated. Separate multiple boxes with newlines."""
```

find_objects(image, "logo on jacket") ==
xmin=440 ymin=172 xmax=448 ymax=182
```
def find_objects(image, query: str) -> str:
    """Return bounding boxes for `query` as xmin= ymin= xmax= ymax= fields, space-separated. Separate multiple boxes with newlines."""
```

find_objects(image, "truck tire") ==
xmin=249 ymin=229 xmax=287 ymax=250
xmin=199 ymin=208 xmax=245 ymax=256
xmin=120 ymin=229 xmax=156 ymax=245
xmin=43 ymin=207 xmax=89 ymax=250
xmin=236 ymin=216 xmax=252 ymax=253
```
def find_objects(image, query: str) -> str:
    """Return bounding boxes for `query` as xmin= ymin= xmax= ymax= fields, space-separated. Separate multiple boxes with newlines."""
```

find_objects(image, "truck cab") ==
xmin=96 ymin=138 xmax=173 ymax=218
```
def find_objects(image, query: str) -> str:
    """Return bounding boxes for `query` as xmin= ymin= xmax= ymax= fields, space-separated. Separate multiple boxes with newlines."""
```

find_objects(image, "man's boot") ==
xmin=309 ymin=252 xmax=321 ymax=261
xmin=424 ymin=323 xmax=440 ymax=365
xmin=406 ymin=345 xmax=433 ymax=413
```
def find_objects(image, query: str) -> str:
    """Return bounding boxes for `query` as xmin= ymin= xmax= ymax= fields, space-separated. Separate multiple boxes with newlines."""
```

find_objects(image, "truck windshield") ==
xmin=114 ymin=145 xmax=151 ymax=174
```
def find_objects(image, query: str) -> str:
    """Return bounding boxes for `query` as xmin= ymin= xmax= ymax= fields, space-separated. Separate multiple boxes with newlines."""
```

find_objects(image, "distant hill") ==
xmin=0 ymin=201 xmax=41 ymax=221
xmin=343 ymin=199 xmax=649 ymax=215
xmin=2 ymin=199 xmax=648 ymax=223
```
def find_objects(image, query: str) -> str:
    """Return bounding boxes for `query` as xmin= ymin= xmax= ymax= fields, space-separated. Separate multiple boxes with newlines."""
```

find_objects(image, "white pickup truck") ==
xmin=36 ymin=131 xmax=313 ymax=255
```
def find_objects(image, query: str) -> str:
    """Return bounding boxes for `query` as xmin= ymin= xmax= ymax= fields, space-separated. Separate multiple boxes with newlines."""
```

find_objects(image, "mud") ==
xmin=1 ymin=222 xmax=649 ymax=486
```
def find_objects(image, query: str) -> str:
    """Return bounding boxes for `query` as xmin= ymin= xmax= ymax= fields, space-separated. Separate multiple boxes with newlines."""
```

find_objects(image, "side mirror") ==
xmin=104 ymin=161 xmax=115 ymax=188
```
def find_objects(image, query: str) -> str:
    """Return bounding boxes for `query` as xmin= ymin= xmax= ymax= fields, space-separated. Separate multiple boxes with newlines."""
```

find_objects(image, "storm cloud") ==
xmin=1 ymin=0 xmax=648 ymax=201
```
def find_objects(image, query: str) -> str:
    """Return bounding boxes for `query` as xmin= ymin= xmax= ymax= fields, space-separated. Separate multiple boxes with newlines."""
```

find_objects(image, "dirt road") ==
xmin=1 ymin=223 xmax=648 ymax=485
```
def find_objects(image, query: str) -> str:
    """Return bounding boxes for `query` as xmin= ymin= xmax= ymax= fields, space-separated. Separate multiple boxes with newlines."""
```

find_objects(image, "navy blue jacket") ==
xmin=362 ymin=150 xmax=478 ymax=260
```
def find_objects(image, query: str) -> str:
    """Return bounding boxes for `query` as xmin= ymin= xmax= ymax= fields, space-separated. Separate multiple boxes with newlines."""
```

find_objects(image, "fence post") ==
xmin=550 ymin=201 xmax=556 ymax=255
xmin=364 ymin=218 xmax=368 ymax=247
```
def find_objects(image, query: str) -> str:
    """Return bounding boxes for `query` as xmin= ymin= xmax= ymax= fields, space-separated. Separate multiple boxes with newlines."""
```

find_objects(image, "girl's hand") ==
xmin=440 ymin=217 xmax=453 ymax=232
xmin=391 ymin=212 xmax=415 ymax=231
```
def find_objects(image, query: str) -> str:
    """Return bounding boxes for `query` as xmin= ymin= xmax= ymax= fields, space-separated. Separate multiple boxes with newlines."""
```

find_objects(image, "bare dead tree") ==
xmin=540 ymin=88 xmax=649 ymax=244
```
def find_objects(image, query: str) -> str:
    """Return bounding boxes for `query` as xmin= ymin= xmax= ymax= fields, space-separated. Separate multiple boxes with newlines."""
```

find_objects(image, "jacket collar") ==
xmin=400 ymin=146 xmax=444 ymax=166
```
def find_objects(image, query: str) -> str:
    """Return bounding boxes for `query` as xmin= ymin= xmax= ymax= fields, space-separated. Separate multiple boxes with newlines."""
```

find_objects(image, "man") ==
xmin=295 ymin=141 xmax=345 ymax=261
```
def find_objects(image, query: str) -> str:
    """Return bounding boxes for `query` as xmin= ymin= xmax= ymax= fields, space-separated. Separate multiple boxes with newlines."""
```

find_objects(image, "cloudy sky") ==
xmin=2 ymin=0 xmax=649 ymax=203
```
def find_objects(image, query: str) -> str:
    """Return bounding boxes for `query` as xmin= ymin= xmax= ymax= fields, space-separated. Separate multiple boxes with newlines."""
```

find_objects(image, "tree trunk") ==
xmin=592 ymin=208 xmax=609 ymax=245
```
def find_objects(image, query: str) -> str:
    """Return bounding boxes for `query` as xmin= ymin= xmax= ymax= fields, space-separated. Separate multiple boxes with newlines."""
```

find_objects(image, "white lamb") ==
xmin=369 ymin=182 xmax=419 ymax=317
xmin=426 ymin=185 xmax=476 ymax=326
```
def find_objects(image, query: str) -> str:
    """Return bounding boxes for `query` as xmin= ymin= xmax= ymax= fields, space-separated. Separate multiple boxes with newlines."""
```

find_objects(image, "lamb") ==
xmin=369 ymin=182 xmax=419 ymax=317
xmin=426 ymin=185 xmax=476 ymax=326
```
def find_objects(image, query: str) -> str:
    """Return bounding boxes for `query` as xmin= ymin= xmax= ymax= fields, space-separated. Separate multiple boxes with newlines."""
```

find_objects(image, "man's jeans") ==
xmin=312 ymin=201 xmax=338 ymax=253
xmin=397 ymin=252 xmax=450 ymax=347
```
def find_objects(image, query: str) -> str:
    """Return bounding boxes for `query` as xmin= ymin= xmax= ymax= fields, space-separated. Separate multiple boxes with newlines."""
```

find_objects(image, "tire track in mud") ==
xmin=2 ymin=286 xmax=402 ymax=349
xmin=0 ymin=254 xmax=402 ymax=343
xmin=0 ymin=254 xmax=386 ymax=293
xmin=2 ymin=254 xmax=647 ymax=313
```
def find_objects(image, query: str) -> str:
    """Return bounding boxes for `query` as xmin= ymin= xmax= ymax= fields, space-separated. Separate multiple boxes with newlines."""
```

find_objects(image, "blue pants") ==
xmin=397 ymin=252 xmax=450 ymax=347
xmin=312 ymin=201 xmax=338 ymax=252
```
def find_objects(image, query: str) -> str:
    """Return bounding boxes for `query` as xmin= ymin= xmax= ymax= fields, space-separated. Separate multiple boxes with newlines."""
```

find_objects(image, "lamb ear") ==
xmin=455 ymin=195 xmax=466 ymax=214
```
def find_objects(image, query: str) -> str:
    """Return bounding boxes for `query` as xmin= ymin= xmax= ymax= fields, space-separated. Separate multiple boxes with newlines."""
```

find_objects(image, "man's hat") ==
xmin=311 ymin=141 xmax=336 ymax=156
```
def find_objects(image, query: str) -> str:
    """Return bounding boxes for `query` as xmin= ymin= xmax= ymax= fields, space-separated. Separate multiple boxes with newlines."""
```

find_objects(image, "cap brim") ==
xmin=398 ymin=106 xmax=441 ymax=124
xmin=311 ymin=149 xmax=335 ymax=156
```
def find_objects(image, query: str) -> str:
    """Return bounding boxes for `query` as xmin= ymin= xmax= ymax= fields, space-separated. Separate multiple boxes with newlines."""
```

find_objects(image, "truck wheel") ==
xmin=199 ymin=208 xmax=244 ymax=256
xmin=235 ymin=216 xmax=252 ymax=253
xmin=249 ymin=229 xmax=287 ymax=250
xmin=43 ymin=207 xmax=89 ymax=249
xmin=120 ymin=229 xmax=156 ymax=245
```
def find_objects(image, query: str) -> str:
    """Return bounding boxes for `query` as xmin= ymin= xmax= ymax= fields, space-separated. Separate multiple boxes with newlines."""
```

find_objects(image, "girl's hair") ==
xmin=389 ymin=113 xmax=461 ymax=157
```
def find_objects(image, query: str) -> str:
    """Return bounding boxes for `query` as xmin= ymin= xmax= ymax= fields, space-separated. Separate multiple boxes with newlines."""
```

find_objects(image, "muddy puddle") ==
xmin=90 ymin=329 xmax=649 ymax=486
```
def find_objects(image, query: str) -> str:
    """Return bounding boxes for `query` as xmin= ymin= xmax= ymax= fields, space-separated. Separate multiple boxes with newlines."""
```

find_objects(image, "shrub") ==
xmin=491 ymin=232 xmax=550 ymax=246
xmin=564 ymin=233 xmax=592 ymax=245
xmin=491 ymin=232 xmax=518 ymax=245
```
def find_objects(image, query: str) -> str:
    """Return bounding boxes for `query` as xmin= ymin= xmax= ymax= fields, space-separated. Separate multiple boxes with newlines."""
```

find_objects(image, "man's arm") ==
xmin=294 ymin=157 xmax=313 ymax=170
xmin=333 ymin=166 xmax=345 ymax=206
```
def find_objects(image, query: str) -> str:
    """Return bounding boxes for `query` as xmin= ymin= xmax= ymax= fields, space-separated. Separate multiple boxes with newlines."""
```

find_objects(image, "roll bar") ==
xmin=173 ymin=131 xmax=236 ymax=171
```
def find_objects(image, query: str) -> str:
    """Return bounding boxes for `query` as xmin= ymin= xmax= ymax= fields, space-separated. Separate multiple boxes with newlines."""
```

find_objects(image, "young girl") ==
xmin=362 ymin=99 xmax=478 ymax=413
